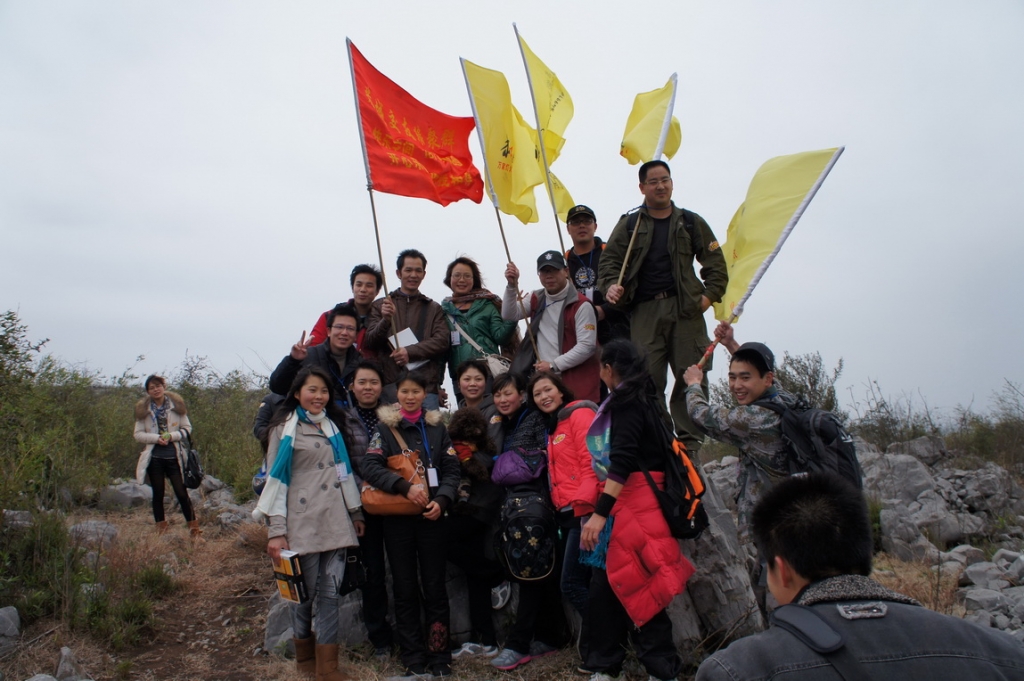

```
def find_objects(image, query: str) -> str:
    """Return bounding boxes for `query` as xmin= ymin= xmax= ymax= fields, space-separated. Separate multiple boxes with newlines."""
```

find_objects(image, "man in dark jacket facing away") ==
xmin=697 ymin=473 xmax=1024 ymax=681
xmin=269 ymin=303 xmax=361 ymax=404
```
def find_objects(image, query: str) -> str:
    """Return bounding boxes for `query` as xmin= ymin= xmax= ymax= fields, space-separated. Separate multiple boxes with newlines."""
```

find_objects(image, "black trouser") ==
xmin=147 ymin=456 xmax=194 ymax=523
xmin=505 ymin=571 xmax=569 ymax=654
xmin=382 ymin=514 xmax=451 ymax=670
xmin=446 ymin=514 xmax=504 ymax=647
xmin=584 ymin=567 xmax=681 ymax=680
xmin=359 ymin=512 xmax=394 ymax=649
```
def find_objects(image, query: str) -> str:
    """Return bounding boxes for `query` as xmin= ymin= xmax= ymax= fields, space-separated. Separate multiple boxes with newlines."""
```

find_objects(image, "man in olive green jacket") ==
xmin=597 ymin=160 xmax=727 ymax=452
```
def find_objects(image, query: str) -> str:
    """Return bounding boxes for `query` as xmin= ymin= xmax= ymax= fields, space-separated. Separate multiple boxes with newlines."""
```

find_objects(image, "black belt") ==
xmin=638 ymin=289 xmax=676 ymax=303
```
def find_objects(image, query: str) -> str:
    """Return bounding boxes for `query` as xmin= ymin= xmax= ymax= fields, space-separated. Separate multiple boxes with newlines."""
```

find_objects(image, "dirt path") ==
xmin=2 ymin=508 xmax=588 ymax=681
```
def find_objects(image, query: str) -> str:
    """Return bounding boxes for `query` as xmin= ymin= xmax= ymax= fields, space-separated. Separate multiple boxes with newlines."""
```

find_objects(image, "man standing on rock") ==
xmin=563 ymin=204 xmax=629 ymax=344
xmin=680 ymin=322 xmax=793 ymax=544
xmin=598 ymin=160 xmax=727 ymax=454
xmin=696 ymin=473 xmax=1024 ymax=681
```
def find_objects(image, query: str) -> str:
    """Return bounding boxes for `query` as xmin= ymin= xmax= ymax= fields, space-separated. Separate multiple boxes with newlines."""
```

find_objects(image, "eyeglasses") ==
xmin=643 ymin=177 xmax=672 ymax=187
xmin=568 ymin=217 xmax=594 ymax=226
xmin=450 ymin=273 xmax=474 ymax=280
xmin=331 ymin=324 xmax=357 ymax=333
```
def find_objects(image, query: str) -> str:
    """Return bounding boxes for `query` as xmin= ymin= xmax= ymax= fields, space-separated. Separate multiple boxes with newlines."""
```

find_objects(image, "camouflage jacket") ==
xmin=685 ymin=384 xmax=797 ymax=540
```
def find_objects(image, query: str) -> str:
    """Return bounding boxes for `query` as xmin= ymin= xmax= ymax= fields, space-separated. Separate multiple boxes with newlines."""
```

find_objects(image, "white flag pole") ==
xmin=347 ymin=38 xmax=398 ymax=346
xmin=652 ymin=73 xmax=677 ymax=160
xmin=460 ymin=58 xmax=512 ymax=265
xmin=696 ymin=146 xmax=846 ymax=368
xmin=514 ymin=23 xmax=566 ymax=253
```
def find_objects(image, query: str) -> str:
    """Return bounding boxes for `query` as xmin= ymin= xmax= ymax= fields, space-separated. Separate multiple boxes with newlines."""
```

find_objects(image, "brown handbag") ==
xmin=360 ymin=426 xmax=427 ymax=516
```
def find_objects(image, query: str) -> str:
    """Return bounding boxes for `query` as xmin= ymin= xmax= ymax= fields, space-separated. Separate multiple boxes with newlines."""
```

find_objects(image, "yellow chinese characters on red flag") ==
xmin=348 ymin=40 xmax=483 ymax=206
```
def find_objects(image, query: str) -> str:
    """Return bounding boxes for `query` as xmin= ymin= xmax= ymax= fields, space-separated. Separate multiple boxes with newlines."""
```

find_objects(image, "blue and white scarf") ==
xmin=252 ymin=407 xmax=361 ymax=523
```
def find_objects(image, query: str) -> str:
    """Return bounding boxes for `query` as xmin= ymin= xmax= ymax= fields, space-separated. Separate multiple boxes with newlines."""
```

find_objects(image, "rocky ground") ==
xmin=4 ymin=434 xmax=1024 ymax=680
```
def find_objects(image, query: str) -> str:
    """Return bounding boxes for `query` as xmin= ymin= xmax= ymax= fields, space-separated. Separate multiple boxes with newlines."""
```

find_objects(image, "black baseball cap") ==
xmin=566 ymin=205 xmax=596 ymax=223
xmin=536 ymin=250 xmax=568 ymax=271
xmin=734 ymin=342 xmax=775 ymax=373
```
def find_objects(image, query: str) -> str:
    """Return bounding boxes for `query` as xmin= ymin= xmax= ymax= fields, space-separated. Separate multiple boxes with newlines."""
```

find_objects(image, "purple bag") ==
xmin=491 ymin=448 xmax=547 ymax=486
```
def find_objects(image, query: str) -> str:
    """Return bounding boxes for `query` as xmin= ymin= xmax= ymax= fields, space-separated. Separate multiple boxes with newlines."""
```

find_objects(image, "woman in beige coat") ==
xmin=254 ymin=367 xmax=365 ymax=681
xmin=134 ymin=375 xmax=198 ymax=536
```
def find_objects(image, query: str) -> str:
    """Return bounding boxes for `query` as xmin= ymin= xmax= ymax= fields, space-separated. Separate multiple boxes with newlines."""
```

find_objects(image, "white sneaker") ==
xmin=452 ymin=641 xmax=499 ymax=658
xmin=491 ymin=580 xmax=511 ymax=609
xmin=588 ymin=673 xmax=621 ymax=681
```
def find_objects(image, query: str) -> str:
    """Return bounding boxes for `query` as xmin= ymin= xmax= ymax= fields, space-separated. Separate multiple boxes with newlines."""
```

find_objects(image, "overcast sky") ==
xmin=2 ymin=1 xmax=1021 ymax=419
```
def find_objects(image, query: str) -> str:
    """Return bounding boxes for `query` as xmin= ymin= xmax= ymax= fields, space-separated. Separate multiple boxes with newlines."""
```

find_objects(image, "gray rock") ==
xmin=960 ymin=463 xmax=1024 ymax=518
xmin=994 ymin=614 xmax=1012 ymax=630
xmin=55 ymin=646 xmax=89 ymax=681
xmin=97 ymin=482 xmax=151 ymax=510
xmin=2 ymin=509 xmax=33 ymax=530
xmin=961 ymin=562 xmax=1008 ymax=589
xmin=68 ymin=521 xmax=118 ymax=550
xmin=26 ymin=676 xmax=59 ymax=681
xmin=992 ymin=549 xmax=1022 ymax=567
xmin=200 ymin=475 xmax=227 ymax=493
xmin=863 ymin=454 xmax=935 ymax=505
xmin=909 ymin=490 xmax=961 ymax=544
xmin=959 ymin=588 xmax=1013 ymax=615
xmin=964 ymin=609 xmax=992 ymax=627
xmin=1006 ymin=557 xmax=1024 ymax=582
xmin=932 ymin=561 xmax=963 ymax=579
xmin=0 ymin=606 xmax=19 ymax=638
xmin=681 ymin=472 xmax=764 ymax=645
xmin=205 ymin=488 xmax=236 ymax=507
xmin=880 ymin=505 xmax=939 ymax=562
xmin=337 ymin=590 xmax=369 ymax=647
xmin=707 ymin=463 xmax=739 ymax=514
xmin=264 ymin=597 xmax=296 ymax=657
xmin=947 ymin=544 xmax=987 ymax=566
xmin=886 ymin=436 xmax=947 ymax=467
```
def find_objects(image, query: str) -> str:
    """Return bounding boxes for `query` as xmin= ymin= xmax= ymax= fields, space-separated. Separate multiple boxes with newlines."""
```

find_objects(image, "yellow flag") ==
xmin=517 ymin=30 xmax=574 ymax=163
xmin=620 ymin=75 xmax=681 ymax=165
xmin=549 ymin=171 xmax=575 ymax=223
xmin=462 ymin=59 xmax=545 ymax=224
xmin=713 ymin=148 xmax=842 ymax=321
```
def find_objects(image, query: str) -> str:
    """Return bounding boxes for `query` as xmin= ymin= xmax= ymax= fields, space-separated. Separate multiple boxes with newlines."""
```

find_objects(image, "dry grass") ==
xmin=872 ymin=552 xmax=965 ymax=616
xmin=4 ymin=508 xmax=979 ymax=681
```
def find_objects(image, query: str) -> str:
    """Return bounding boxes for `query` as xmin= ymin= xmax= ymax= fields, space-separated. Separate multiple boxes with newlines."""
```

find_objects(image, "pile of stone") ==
xmin=706 ymin=434 xmax=1024 ymax=641
xmin=97 ymin=475 xmax=258 ymax=529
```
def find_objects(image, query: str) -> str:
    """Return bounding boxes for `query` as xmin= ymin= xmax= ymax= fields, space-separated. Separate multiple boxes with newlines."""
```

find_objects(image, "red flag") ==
xmin=348 ymin=41 xmax=483 ymax=206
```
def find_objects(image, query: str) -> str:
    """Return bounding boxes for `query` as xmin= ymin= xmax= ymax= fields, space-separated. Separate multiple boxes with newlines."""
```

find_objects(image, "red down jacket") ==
xmin=548 ymin=400 xmax=599 ymax=513
xmin=606 ymin=471 xmax=695 ymax=627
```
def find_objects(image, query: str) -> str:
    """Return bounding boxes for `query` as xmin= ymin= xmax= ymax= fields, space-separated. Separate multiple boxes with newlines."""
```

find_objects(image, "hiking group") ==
xmin=211 ymin=159 xmax=1022 ymax=681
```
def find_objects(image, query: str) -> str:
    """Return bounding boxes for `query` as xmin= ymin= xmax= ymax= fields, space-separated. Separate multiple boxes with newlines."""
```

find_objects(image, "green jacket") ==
xmin=442 ymin=298 xmax=517 ymax=382
xmin=597 ymin=203 xmax=728 ymax=319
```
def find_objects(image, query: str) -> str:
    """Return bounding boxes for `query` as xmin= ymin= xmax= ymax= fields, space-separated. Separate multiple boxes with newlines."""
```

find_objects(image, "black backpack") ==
xmin=754 ymin=399 xmax=863 ymax=489
xmin=637 ymin=420 xmax=710 ymax=540
xmin=496 ymin=493 xmax=557 ymax=581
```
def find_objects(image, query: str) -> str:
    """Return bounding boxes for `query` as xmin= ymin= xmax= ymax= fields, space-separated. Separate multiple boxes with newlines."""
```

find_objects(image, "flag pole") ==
xmin=462 ymin=57 xmax=534 ymax=354
xmin=615 ymin=74 xmax=678 ymax=287
xmin=461 ymin=58 xmax=513 ymax=264
xmin=347 ymin=38 xmax=400 ymax=348
xmin=696 ymin=146 xmax=846 ymax=368
xmin=514 ymin=23 xmax=566 ymax=253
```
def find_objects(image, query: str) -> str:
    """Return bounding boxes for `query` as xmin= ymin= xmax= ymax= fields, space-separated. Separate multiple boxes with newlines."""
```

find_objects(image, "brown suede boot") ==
xmin=188 ymin=519 xmax=203 ymax=540
xmin=315 ymin=643 xmax=349 ymax=681
xmin=293 ymin=635 xmax=316 ymax=676
xmin=155 ymin=520 xmax=169 ymax=535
